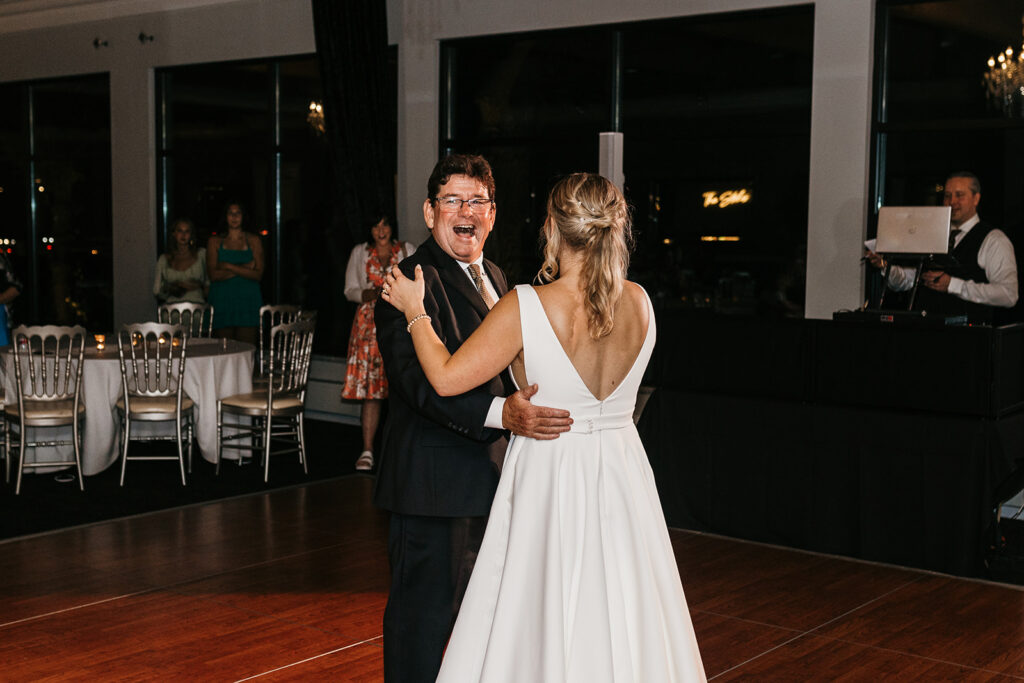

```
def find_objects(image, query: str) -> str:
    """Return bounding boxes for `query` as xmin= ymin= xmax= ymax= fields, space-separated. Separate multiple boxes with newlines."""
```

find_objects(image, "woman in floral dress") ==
xmin=342 ymin=213 xmax=416 ymax=470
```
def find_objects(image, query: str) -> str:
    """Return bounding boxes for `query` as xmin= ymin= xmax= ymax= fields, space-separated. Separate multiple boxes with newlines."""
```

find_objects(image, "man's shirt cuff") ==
xmin=485 ymin=397 xmax=506 ymax=430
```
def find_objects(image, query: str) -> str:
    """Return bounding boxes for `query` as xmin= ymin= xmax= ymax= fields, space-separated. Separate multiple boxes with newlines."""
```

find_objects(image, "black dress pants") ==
xmin=383 ymin=512 xmax=486 ymax=683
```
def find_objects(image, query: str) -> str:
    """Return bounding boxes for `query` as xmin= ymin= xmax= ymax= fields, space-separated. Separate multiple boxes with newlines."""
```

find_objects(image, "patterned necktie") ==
xmin=948 ymin=228 xmax=961 ymax=253
xmin=467 ymin=263 xmax=496 ymax=309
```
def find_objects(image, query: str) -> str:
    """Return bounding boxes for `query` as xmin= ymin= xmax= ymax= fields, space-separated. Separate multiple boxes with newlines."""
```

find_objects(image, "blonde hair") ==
xmin=537 ymin=173 xmax=632 ymax=339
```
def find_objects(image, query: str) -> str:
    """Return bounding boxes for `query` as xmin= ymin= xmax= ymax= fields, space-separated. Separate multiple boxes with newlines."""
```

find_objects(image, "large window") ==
xmin=0 ymin=75 xmax=112 ymax=330
xmin=873 ymin=0 xmax=1024 ymax=320
xmin=874 ymin=0 xmax=1024 ymax=218
xmin=156 ymin=56 xmax=338 ymax=351
xmin=442 ymin=7 xmax=814 ymax=317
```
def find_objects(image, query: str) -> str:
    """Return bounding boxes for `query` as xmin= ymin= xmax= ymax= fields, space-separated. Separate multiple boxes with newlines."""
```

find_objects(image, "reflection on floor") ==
xmin=1 ymin=476 xmax=1023 ymax=680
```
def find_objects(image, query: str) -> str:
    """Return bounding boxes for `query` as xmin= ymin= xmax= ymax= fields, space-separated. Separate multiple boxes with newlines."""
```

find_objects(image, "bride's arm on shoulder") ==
xmin=385 ymin=265 xmax=522 ymax=396
xmin=435 ymin=291 xmax=521 ymax=395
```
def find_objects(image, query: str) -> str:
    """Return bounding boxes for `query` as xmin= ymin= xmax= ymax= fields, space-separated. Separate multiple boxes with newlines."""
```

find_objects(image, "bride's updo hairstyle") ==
xmin=537 ymin=173 xmax=633 ymax=339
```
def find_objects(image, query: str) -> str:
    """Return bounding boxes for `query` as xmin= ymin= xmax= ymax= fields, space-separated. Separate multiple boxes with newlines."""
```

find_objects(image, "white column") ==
xmin=395 ymin=2 xmax=437 ymax=246
xmin=599 ymin=132 xmax=625 ymax=191
xmin=804 ymin=0 xmax=875 ymax=319
xmin=109 ymin=63 xmax=158 ymax=327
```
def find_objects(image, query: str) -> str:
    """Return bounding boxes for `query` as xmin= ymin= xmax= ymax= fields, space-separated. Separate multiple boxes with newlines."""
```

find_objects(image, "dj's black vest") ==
xmin=915 ymin=221 xmax=993 ymax=324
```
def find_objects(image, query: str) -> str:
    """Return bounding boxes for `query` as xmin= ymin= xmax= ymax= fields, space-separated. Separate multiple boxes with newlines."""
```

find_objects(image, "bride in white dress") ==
xmin=382 ymin=173 xmax=705 ymax=682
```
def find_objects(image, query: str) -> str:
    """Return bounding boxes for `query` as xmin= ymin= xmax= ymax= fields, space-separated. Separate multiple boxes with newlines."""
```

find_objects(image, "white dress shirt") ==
xmin=885 ymin=214 xmax=1018 ymax=308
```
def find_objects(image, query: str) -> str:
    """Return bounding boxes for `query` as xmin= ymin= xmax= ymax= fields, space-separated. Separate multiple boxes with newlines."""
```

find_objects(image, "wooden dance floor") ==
xmin=2 ymin=475 xmax=1024 ymax=680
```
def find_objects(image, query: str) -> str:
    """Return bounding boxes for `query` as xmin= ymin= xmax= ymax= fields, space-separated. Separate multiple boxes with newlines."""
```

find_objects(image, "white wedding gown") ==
xmin=437 ymin=284 xmax=706 ymax=683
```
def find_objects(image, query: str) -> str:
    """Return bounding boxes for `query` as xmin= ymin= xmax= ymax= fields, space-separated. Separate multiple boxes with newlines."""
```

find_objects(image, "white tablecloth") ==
xmin=5 ymin=338 xmax=254 ymax=475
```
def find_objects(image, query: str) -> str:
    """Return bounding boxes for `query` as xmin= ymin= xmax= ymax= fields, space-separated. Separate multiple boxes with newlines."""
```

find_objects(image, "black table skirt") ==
xmin=639 ymin=388 xmax=1024 ymax=576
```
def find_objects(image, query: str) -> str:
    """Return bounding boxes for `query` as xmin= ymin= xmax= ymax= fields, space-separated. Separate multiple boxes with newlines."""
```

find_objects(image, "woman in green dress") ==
xmin=206 ymin=201 xmax=264 ymax=344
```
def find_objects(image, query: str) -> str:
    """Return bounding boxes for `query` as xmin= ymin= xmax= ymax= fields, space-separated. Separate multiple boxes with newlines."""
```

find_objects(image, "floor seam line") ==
xmin=0 ymin=587 xmax=158 ymax=630
xmin=172 ymin=588 xmax=385 ymax=639
xmin=802 ymin=575 xmax=927 ymax=635
xmin=707 ymin=630 xmax=814 ymax=680
xmin=232 ymin=634 xmax=383 ymax=681
xmin=812 ymin=633 xmax=1024 ymax=680
xmin=0 ymin=544 xmax=357 ymax=630
xmin=705 ymin=576 xmax=929 ymax=680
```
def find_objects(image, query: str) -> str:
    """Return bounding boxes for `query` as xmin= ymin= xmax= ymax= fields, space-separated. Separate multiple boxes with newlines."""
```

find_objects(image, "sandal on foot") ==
xmin=355 ymin=450 xmax=374 ymax=471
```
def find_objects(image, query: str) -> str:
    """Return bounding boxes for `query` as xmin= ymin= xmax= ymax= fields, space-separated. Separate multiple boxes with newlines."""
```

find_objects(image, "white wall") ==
xmin=0 ymin=0 xmax=875 ymax=323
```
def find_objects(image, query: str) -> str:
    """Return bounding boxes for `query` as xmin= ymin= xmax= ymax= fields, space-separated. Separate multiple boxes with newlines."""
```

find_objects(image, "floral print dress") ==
xmin=341 ymin=242 xmax=404 ymax=400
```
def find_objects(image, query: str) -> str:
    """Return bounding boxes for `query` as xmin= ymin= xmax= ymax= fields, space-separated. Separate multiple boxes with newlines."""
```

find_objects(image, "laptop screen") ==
xmin=875 ymin=206 xmax=951 ymax=255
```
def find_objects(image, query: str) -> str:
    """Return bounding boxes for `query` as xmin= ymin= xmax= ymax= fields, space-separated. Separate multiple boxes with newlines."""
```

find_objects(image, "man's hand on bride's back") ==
xmin=502 ymin=384 xmax=572 ymax=440
xmin=383 ymin=264 xmax=426 ymax=314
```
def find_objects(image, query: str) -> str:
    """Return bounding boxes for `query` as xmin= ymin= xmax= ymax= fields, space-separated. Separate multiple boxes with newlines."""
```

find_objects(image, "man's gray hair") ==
xmin=946 ymin=171 xmax=981 ymax=195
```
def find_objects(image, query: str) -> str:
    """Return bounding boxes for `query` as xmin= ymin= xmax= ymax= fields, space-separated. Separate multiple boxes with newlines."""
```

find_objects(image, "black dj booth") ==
xmin=637 ymin=315 xmax=1024 ymax=577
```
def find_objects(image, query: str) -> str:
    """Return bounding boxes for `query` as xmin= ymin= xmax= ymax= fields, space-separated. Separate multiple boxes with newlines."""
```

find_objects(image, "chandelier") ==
xmin=983 ymin=18 xmax=1024 ymax=117
xmin=307 ymin=100 xmax=325 ymax=135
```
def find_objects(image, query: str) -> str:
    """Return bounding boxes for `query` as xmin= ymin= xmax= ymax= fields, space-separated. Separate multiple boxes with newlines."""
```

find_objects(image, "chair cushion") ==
xmin=221 ymin=391 xmax=302 ymax=411
xmin=116 ymin=395 xmax=194 ymax=415
xmin=5 ymin=399 xmax=86 ymax=420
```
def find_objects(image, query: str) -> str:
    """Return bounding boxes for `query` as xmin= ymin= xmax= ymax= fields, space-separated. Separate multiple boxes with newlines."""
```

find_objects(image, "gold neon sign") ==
xmin=702 ymin=189 xmax=751 ymax=208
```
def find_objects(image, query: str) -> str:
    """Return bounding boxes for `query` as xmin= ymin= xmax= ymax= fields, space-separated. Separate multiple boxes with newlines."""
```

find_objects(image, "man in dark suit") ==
xmin=374 ymin=153 xmax=572 ymax=683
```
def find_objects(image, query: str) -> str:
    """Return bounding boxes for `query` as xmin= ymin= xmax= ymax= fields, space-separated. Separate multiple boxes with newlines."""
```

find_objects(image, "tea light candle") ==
xmin=94 ymin=334 xmax=105 ymax=351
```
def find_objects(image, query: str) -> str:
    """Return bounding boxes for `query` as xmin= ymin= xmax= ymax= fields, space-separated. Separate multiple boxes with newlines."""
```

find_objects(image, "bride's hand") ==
xmin=382 ymin=264 xmax=425 ymax=314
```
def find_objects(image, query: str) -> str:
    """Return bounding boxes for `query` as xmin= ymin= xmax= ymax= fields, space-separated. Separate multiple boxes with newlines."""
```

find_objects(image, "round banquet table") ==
xmin=5 ymin=337 xmax=254 ymax=476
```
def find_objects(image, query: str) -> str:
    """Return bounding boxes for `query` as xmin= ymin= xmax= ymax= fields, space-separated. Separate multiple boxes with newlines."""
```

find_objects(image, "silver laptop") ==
xmin=875 ymin=206 xmax=952 ymax=255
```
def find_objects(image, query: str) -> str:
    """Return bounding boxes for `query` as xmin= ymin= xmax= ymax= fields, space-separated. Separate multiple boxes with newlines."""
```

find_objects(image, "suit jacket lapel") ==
xmin=426 ymin=239 xmax=491 ymax=318
xmin=483 ymin=259 xmax=508 ymax=298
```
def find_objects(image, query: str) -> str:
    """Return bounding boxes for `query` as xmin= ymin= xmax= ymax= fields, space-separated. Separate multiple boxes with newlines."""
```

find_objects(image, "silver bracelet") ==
xmin=406 ymin=313 xmax=431 ymax=333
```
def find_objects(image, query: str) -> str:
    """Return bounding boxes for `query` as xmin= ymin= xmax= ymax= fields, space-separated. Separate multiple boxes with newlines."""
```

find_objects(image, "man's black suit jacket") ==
xmin=374 ymin=237 xmax=512 ymax=517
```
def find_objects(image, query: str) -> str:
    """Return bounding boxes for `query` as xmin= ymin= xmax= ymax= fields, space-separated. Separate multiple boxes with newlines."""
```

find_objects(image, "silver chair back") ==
xmin=11 ymin=325 xmax=87 ymax=406
xmin=158 ymin=302 xmax=214 ymax=338
xmin=9 ymin=324 xmax=88 ymax=493
xmin=117 ymin=323 xmax=188 ymax=400
xmin=266 ymin=318 xmax=316 ymax=397
xmin=258 ymin=304 xmax=300 ymax=376
xmin=116 ymin=323 xmax=191 ymax=486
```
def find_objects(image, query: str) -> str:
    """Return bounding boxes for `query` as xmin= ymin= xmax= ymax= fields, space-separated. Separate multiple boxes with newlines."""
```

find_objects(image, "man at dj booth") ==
xmin=865 ymin=171 xmax=1018 ymax=324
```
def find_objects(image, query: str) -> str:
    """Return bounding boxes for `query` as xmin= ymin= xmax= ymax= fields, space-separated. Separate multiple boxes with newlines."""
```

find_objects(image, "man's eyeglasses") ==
xmin=433 ymin=196 xmax=494 ymax=214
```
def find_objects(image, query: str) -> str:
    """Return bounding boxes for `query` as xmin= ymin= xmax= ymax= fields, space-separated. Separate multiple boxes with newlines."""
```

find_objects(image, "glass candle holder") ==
xmin=94 ymin=334 xmax=105 ymax=351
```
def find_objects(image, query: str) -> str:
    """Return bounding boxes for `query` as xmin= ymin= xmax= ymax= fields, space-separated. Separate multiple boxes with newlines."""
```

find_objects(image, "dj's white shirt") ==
xmin=885 ymin=214 xmax=1018 ymax=308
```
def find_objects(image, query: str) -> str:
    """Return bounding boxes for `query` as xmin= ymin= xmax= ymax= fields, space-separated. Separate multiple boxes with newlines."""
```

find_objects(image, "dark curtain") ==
xmin=312 ymin=0 xmax=395 ymax=245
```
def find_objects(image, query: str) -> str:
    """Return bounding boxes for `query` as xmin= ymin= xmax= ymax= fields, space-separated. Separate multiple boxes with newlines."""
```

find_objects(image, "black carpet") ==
xmin=0 ymin=419 xmax=370 ymax=541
